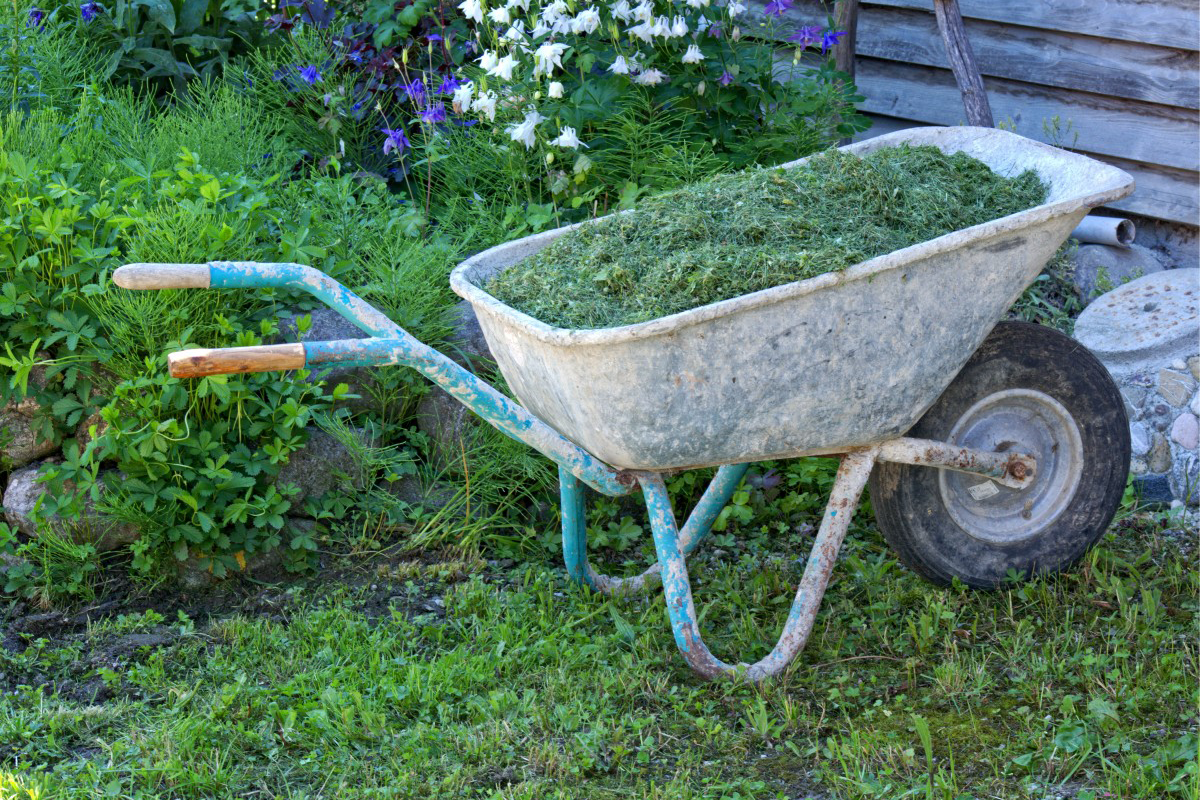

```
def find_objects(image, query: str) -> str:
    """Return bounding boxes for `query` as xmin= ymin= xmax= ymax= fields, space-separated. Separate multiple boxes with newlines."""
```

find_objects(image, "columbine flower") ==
xmin=532 ymin=41 xmax=567 ymax=77
xmin=821 ymin=29 xmax=846 ymax=53
xmin=611 ymin=0 xmax=633 ymax=21
xmin=298 ymin=65 xmax=322 ymax=84
xmin=80 ymin=1 xmax=101 ymax=21
xmin=502 ymin=21 xmax=526 ymax=42
xmin=472 ymin=90 xmax=498 ymax=121
xmin=726 ymin=0 xmax=746 ymax=14
xmin=763 ymin=0 xmax=792 ymax=16
xmin=507 ymin=110 xmax=545 ymax=149
xmin=439 ymin=75 xmax=464 ymax=94
xmin=627 ymin=20 xmax=653 ymax=42
xmin=686 ymin=0 xmax=709 ymax=7
xmin=670 ymin=15 xmax=689 ymax=36
xmin=707 ymin=22 xmax=723 ymax=37
xmin=632 ymin=1 xmax=653 ymax=22
xmin=531 ymin=16 xmax=550 ymax=36
xmin=488 ymin=6 xmax=510 ymax=24
xmin=382 ymin=127 xmax=410 ymax=155
xmin=451 ymin=81 xmax=474 ymax=112
xmin=403 ymin=78 xmax=426 ymax=101
xmin=650 ymin=15 xmax=671 ymax=37
xmin=609 ymin=55 xmax=632 ymax=75
xmin=571 ymin=6 xmax=601 ymax=34
xmin=27 ymin=6 xmax=45 ymax=26
xmin=633 ymin=68 xmax=666 ymax=85
xmin=549 ymin=126 xmax=584 ymax=149
xmin=788 ymin=24 xmax=822 ymax=48
xmin=507 ymin=0 xmax=530 ymax=11
xmin=719 ymin=69 xmax=734 ymax=85
xmin=459 ymin=0 xmax=483 ymax=23
xmin=420 ymin=104 xmax=447 ymax=124
xmin=478 ymin=50 xmax=499 ymax=72
xmin=548 ymin=80 xmax=564 ymax=98
xmin=488 ymin=53 xmax=518 ymax=80
xmin=681 ymin=44 xmax=703 ymax=64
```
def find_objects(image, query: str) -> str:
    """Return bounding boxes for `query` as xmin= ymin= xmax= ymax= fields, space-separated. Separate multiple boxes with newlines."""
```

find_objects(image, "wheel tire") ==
xmin=869 ymin=321 xmax=1129 ymax=589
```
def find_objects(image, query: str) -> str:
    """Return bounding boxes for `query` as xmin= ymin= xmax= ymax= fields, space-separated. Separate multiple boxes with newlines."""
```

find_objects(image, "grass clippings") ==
xmin=487 ymin=145 xmax=1048 ymax=329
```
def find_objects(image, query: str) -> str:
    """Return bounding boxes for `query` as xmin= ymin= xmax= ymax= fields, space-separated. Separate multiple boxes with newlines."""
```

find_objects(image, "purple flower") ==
xmin=719 ymin=70 xmax=734 ymax=86
xmin=427 ymin=32 xmax=443 ymax=42
xmin=763 ymin=0 xmax=792 ymax=17
xmin=438 ymin=75 xmax=463 ymax=95
xmin=264 ymin=13 xmax=293 ymax=32
xmin=382 ymin=127 xmax=410 ymax=155
xmin=80 ymin=1 xmax=101 ymax=21
xmin=27 ymin=6 xmax=45 ymax=26
xmin=402 ymin=78 xmax=426 ymax=102
xmin=821 ymin=29 xmax=846 ymax=53
xmin=298 ymin=65 xmax=322 ymax=84
xmin=787 ymin=24 xmax=821 ymax=48
xmin=707 ymin=23 xmax=723 ymax=38
xmin=419 ymin=104 xmax=446 ymax=124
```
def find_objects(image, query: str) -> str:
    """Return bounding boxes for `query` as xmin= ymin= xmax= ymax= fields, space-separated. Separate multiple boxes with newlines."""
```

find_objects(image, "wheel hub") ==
xmin=938 ymin=389 xmax=1084 ymax=545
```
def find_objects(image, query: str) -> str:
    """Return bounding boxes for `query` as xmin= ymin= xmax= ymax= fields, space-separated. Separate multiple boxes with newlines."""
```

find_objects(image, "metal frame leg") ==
xmin=643 ymin=448 xmax=878 ymax=682
xmin=560 ymin=463 xmax=751 ymax=597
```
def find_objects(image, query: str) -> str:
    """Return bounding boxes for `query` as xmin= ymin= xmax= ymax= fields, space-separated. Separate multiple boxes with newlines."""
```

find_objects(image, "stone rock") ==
xmin=177 ymin=528 xmax=296 ymax=589
xmin=415 ymin=387 xmax=474 ymax=472
xmin=1169 ymin=451 xmax=1199 ymax=507
xmin=1075 ymin=269 xmax=1198 ymax=381
xmin=1130 ymin=457 xmax=1148 ymax=474
xmin=1129 ymin=421 xmax=1151 ymax=458
xmin=386 ymin=474 xmax=461 ymax=511
xmin=1191 ymin=391 xmax=1200 ymax=417
xmin=0 ymin=400 xmax=59 ymax=471
xmin=1070 ymin=243 xmax=1166 ymax=301
xmin=1120 ymin=386 xmax=1148 ymax=418
xmin=1171 ymin=413 xmax=1199 ymax=451
xmin=1147 ymin=434 xmax=1172 ymax=473
xmin=1133 ymin=473 xmax=1174 ymax=508
xmin=276 ymin=428 xmax=370 ymax=512
xmin=3 ymin=463 xmax=137 ymax=551
xmin=1158 ymin=369 xmax=1197 ymax=407
xmin=275 ymin=308 xmax=385 ymax=413
xmin=1189 ymin=356 xmax=1200 ymax=382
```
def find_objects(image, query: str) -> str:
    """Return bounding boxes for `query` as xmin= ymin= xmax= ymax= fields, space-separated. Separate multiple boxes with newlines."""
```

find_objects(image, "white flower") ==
xmin=532 ymin=41 xmax=568 ymax=77
xmin=686 ymin=0 xmax=709 ymax=6
xmin=632 ymin=1 xmax=653 ymax=22
xmin=488 ymin=53 xmax=518 ymax=80
xmin=726 ymin=0 xmax=746 ymax=14
xmin=681 ymin=43 xmax=703 ymax=63
xmin=543 ymin=0 xmax=567 ymax=18
xmin=487 ymin=6 xmax=510 ymax=24
xmin=502 ymin=21 xmax=526 ymax=42
xmin=472 ymin=90 xmax=498 ymax=121
xmin=550 ymin=126 xmax=584 ymax=148
xmin=477 ymin=49 xmax=499 ymax=71
xmin=452 ymin=81 xmax=475 ymax=112
xmin=650 ymin=15 xmax=671 ymax=37
xmin=548 ymin=80 xmax=564 ymax=98
xmin=670 ymin=15 xmax=689 ymax=36
xmin=611 ymin=0 xmax=633 ymax=21
xmin=626 ymin=20 xmax=654 ymax=41
xmin=508 ymin=110 xmax=545 ymax=149
xmin=505 ymin=0 xmax=529 ymax=10
xmin=459 ymin=0 xmax=484 ymax=23
xmin=609 ymin=54 xmax=632 ymax=74
xmin=634 ymin=68 xmax=666 ymax=85
xmin=571 ymin=6 xmax=601 ymax=34
xmin=530 ymin=16 xmax=550 ymax=36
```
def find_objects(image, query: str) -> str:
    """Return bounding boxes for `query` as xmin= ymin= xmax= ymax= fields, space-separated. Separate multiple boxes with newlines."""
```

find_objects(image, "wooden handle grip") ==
xmin=168 ymin=344 xmax=306 ymax=378
xmin=114 ymin=263 xmax=211 ymax=290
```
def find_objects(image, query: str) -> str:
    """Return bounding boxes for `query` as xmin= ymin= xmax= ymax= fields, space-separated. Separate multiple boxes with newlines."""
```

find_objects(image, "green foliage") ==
xmin=489 ymin=145 xmax=1050 ymax=328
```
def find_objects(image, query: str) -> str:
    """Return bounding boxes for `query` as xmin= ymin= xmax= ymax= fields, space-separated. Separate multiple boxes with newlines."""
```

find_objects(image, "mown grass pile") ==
xmin=487 ymin=145 xmax=1048 ymax=329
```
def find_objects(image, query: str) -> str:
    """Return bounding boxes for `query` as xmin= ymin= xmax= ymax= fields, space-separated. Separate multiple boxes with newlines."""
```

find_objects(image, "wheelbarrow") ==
xmin=112 ymin=126 xmax=1135 ymax=682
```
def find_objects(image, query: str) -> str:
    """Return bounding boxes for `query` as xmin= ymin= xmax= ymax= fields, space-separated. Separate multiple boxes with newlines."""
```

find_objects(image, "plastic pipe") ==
xmin=1071 ymin=215 xmax=1135 ymax=248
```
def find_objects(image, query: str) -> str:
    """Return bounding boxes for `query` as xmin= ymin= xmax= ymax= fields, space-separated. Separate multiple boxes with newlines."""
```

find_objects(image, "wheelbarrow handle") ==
xmin=113 ymin=263 xmax=211 ymax=290
xmin=168 ymin=344 xmax=306 ymax=379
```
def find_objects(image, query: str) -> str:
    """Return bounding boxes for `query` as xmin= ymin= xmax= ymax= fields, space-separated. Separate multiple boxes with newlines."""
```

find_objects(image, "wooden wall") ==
xmin=750 ymin=0 xmax=1200 ymax=225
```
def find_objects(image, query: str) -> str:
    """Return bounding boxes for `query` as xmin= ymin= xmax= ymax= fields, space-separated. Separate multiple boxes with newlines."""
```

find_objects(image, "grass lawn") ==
xmin=0 ymin=499 xmax=1195 ymax=799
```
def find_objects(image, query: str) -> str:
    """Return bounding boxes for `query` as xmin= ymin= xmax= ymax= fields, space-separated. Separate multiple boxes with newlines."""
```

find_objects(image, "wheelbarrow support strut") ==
xmin=114 ymin=261 xmax=1038 ymax=683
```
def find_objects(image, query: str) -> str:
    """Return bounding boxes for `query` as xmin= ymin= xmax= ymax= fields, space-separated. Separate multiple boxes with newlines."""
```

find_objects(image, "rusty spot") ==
xmin=616 ymin=470 xmax=639 ymax=487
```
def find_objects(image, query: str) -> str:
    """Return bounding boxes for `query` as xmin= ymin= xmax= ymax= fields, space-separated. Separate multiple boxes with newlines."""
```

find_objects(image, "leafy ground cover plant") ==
xmin=487 ymin=144 xmax=1048 ymax=328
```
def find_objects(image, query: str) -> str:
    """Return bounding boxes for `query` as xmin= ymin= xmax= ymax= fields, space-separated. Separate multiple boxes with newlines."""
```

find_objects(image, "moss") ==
xmin=487 ymin=145 xmax=1048 ymax=329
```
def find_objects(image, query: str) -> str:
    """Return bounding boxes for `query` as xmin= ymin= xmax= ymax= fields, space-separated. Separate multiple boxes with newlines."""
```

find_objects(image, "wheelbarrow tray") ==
xmin=450 ymin=126 xmax=1133 ymax=471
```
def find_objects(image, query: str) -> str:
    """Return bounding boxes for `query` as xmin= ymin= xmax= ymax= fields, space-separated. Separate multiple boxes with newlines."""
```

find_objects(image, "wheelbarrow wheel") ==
xmin=869 ymin=321 xmax=1129 ymax=589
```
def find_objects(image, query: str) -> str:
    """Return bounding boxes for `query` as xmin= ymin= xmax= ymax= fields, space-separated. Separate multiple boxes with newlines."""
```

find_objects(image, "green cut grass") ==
xmin=487 ymin=145 xmax=1049 ymax=329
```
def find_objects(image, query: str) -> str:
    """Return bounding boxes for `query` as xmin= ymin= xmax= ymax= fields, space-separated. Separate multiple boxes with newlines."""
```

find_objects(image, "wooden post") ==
xmin=932 ymin=0 xmax=994 ymax=127
xmin=832 ymin=0 xmax=860 ymax=145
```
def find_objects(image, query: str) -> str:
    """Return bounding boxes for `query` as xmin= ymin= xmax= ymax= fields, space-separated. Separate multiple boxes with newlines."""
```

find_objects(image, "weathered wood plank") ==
xmin=848 ymin=58 xmax=1199 ymax=172
xmin=932 ymin=0 xmax=993 ymax=125
xmin=848 ymin=115 xmax=1200 ymax=224
xmin=871 ymin=0 xmax=1200 ymax=52
xmin=747 ymin=1 xmax=1200 ymax=108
